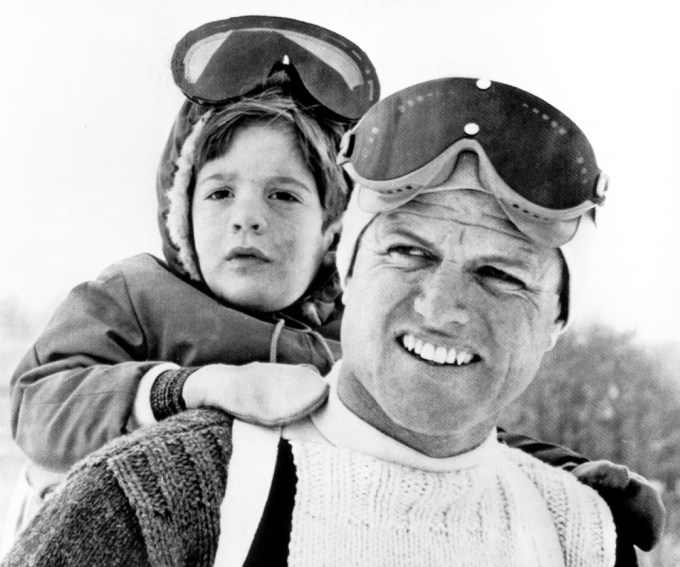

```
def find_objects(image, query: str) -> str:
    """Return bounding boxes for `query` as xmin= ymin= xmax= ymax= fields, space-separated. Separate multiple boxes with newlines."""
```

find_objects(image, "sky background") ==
xmin=1 ymin=0 xmax=679 ymax=343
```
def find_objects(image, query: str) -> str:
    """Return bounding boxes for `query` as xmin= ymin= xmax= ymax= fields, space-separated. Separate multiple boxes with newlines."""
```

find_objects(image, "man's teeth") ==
xmin=401 ymin=334 xmax=475 ymax=366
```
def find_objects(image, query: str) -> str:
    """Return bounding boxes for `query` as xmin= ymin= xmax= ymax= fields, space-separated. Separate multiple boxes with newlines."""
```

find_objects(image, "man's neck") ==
xmin=336 ymin=368 xmax=494 ymax=458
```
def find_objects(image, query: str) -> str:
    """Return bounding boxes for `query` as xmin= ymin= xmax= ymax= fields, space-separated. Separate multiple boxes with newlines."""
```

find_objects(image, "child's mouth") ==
xmin=226 ymin=247 xmax=270 ymax=262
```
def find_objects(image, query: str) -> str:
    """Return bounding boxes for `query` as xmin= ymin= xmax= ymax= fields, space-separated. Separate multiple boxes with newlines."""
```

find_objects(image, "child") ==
xmin=4 ymin=15 xmax=380 ymax=545
xmin=5 ymin=16 xmax=664 ymax=562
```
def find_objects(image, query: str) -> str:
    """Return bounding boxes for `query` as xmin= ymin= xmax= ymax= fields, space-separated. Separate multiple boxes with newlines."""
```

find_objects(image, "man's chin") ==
xmin=382 ymin=400 xmax=496 ymax=450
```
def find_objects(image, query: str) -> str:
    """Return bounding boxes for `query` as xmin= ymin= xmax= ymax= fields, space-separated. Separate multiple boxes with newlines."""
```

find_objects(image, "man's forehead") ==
xmin=377 ymin=190 xmax=529 ymax=243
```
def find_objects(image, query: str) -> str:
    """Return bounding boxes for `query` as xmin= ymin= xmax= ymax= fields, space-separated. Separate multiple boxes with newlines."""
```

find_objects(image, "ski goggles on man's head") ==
xmin=172 ymin=15 xmax=380 ymax=121
xmin=338 ymin=77 xmax=607 ymax=246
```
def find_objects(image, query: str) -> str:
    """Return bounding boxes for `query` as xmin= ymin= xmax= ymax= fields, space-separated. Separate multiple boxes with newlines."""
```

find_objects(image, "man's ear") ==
xmin=549 ymin=256 xmax=569 ymax=350
xmin=322 ymin=218 xmax=342 ymax=250
xmin=340 ymin=272 xmax=352 ymax=305
xmin=321 ymin=218 xmax=343 ymax=268
xmin=548 ymin=319 xmax=566 ymax=351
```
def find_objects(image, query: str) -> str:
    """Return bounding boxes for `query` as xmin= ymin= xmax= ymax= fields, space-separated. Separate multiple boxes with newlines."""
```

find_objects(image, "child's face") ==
xmin=192 ymin=122 xmax=336 ymax=312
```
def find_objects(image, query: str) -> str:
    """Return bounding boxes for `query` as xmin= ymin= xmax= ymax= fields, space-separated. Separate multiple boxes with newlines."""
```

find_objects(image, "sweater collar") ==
xmin=309 ymin=361 xmax=499 ymax=472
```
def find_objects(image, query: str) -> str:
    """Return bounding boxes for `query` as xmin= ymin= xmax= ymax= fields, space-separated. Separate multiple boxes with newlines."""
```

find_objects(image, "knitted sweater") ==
xmin=3 ymin=393 xmax=617 ymax=567
xmin=2 ymin=409 xmax=232 ymax=567
xmin=288 ymin=440 xmax=609 ymax=566
xmin=277 ymin=369 xmax=616 ymax=566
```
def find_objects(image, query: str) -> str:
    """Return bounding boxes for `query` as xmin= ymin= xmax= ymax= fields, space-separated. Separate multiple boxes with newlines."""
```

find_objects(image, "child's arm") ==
xmin=132 ymin=362 xmax=329 ymax=427
xmin=498 ymin=428 xmax=588 ymax=470
xmin=10 ymin=268 xmax=167 ymax=472
xmin=499 ymin=428 xmax=666 ymax=554
xmin=12 ymin=258 xmax=333 ymax=473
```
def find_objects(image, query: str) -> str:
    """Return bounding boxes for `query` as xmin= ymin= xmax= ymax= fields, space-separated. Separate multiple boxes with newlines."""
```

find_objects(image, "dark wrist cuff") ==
xmin=150 ymin=367 xmax=197 ymax=421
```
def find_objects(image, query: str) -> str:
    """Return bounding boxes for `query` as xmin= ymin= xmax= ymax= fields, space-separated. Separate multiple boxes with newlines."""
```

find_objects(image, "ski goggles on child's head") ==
xmin=171 ymin=15 xmax=380 ymax=121
xmin=338 ymin=77 xmax=608 ymax=246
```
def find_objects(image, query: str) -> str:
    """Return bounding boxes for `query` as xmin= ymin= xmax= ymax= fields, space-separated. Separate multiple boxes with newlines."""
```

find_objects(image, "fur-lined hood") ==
xmin=154 ymin=99 xmax=343 ymax=327
xmin=156 ymin=99 xmax=208 ymax=282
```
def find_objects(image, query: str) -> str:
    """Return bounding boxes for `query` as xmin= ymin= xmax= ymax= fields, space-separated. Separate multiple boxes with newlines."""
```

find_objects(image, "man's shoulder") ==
xmin=75 ymin=409 xmax=233 ymax=475
xmin=499 ymin=443 xmax=617 ymax=562
xmin=499 ymin=443 xmax=617 ymax=529
xmin=36 ymin=410 xmax=233 ymax=565
xmin=501 ymin=442 xmax=598 ymax=495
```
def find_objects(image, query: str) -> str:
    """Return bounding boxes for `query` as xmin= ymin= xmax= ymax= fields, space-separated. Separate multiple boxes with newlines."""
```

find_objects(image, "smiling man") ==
xmin=4 ymin=78 xmax=620 ymax=566
xmin=337 ymin=187 xmax=565 ymax=458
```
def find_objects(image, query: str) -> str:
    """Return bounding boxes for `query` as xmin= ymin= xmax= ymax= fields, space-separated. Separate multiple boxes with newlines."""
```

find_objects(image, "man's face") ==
xmin=339 ymin=190 xmax=563 ymax=455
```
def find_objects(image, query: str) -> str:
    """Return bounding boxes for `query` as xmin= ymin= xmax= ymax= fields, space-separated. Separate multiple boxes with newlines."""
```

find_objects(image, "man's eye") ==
xmin=270 ymin=191 xmax=300 ymax=203
xmin=389 ymin=245 xmax=426 ymax=256
xmin=387 ymin=245 xmax=432 ymax=264
xmin=477 ymin=266 xmax=526 ymax=290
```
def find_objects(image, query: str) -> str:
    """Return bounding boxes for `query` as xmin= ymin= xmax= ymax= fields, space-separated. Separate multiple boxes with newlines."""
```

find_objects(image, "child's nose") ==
xmin=230 ymin=197 xmax=267 ymax=234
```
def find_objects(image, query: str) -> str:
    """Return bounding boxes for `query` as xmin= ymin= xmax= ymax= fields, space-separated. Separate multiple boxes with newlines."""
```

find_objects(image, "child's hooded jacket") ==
xmin=10 ymin=100 xmax=343 ymax=473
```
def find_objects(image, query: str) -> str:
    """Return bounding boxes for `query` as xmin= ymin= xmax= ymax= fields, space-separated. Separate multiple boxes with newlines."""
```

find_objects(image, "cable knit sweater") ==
xmin=287 ymin=440 xmax=612 ymax=566
xmin=277 ymin=369 xmax=616 ymax=566
xmin=3 ymin=367 xmax=618 ymax=566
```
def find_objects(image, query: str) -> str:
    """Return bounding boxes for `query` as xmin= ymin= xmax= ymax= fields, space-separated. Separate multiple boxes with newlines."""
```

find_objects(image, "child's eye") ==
xmin=270 ymin=190 xmax=301 ymax=203
xmin=476 ymin=266 xmax=526 ymax=291
xmin=206 ymin=189 xmax=233 ymax=201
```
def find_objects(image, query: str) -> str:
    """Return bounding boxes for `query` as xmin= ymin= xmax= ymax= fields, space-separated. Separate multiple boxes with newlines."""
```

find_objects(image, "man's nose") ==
xmin=229 ymin=195 xmax=267 ymax=234
xmin=413 ymin=265 xmax=471 ymax=327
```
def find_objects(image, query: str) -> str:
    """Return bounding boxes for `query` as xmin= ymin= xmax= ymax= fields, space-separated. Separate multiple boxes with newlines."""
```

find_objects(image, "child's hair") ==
xmin=193 ymin=79 xmax=350 ymax=230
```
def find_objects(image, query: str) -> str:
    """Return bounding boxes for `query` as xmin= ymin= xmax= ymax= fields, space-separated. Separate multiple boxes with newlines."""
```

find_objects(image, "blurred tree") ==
xmin=502 ymin=323 xmax=680 ymax=491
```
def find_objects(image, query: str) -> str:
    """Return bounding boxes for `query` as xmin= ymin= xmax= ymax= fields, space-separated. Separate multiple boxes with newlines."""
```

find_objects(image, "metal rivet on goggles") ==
xmin=172 ymin=15 xmax=380 ymax=121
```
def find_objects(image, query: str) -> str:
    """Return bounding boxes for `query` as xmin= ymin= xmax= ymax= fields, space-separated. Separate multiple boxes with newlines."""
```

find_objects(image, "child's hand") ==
xmin=572 ymin=459 xmax=630 ymax=490
xmin=572 ymin=460 xmax=666 ymax=551
xmin=182 ymin=362 xmax=329 ymax=426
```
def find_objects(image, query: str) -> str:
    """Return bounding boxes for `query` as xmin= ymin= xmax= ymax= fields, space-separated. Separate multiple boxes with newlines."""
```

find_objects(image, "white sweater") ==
xmin=219 ymin=364 xmax=617 ymax=566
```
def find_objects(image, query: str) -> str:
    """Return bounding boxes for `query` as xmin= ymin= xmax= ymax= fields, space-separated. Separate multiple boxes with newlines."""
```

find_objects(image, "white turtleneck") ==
xmin=218 ymin=362 xmax=617 ymax=567
xmin=301 ymin=362 xmax=499 ymax=471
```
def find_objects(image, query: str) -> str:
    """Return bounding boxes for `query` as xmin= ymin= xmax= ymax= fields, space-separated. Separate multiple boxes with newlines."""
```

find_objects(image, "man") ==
xmin=4 ymin=78 xmax=646 ymax=566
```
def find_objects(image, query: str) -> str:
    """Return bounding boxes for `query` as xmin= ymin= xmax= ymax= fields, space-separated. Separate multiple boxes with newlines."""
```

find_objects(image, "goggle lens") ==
xmin=343 ymin=78 xmax=605 ymax=210
xmin=172 ymin=16 xmax=380 ymax=120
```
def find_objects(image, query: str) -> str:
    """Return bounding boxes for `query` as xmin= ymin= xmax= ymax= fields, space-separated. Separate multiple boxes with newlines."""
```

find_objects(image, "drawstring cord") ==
xmin=269 ymin=318 xmax=286 ymax=363
xmin=311 ymin=330 xmax=336 ymax=366
xmin=269 ymin=317 xmax=336 ymax=368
